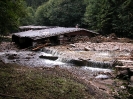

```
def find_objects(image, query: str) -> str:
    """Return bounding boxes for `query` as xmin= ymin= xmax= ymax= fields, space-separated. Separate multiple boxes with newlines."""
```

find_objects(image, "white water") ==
xmin=39 ymin=52 xmax=53 ymax=56
xmin=81 ymin=66 xmax=112 ymax=73
xmin=0 ymin=50 xmax=66 ymax=67
xmin=0 ymin=52 xmax=5 ymax=55
xmin=98 ymin=52 xmax=110 ymax=56
xmin=95 ymin=74 xmax=109 ymax=79
xmin=44 ymin=60 xmax=65 ymax=65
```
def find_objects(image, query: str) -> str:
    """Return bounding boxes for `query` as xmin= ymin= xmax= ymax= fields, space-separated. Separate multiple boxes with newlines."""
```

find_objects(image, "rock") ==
xmin=84 ymin=47 xmax=91 ymax=51
xmin=7 ymin=54 xmax=18 ymax=60
xmin=108 ymin=33 xmax=118 ymax=40
xmin=98 ymin=72 xmax=113 ymax=77
xmin=25 ymin=57 xmax=31 ymax=59
xmin=112 ymin=60 xmax=123 ymax=67
xmin=130 ymin=50 xmax=133 ymax=60
xmin=130 ymin=76 xmax=133 ymax=82
xmin=39 ymin=55 xmax=58 ymax=60
xmin=95 ymin=74 xmax=109 ymax=79
xmin=116 ymin=68 xmax=133 ymax=81
xmin=120 ymin=86 xmax=126 ymax=89
xmin=70 ymin=58 xmax=87 ymax=66
xmin=69 ymin=44 xmax=76 ymax=47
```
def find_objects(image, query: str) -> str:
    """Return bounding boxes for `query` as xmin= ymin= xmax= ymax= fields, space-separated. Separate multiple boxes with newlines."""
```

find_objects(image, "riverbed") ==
xmin=1 ymin=41 xmax=133 ymax=94
xmin=1 ymin=42 xmax=133 ymax=79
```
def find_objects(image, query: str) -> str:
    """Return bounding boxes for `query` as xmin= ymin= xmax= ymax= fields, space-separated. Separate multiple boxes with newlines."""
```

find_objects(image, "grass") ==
xmin=0 ymin=62 xmax=93 ymax=99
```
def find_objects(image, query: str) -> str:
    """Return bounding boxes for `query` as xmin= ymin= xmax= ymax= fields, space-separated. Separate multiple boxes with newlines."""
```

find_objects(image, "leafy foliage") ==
xmin=0 ymin=0 xmax=26 ymax=35
xmin=25 ymin=0 xmax=48 ymax=8
xmin=20 ymin=7 xmax=35 ymax=25
xmin=111 ymin=0 xmax=133 ymax=37
xmin=83 ymin=0 xmax=133 ymax=37
xmin=83 ymin=0 xmax=114 ymax=34
xmin=0 ymin=0 xmax=133 ymax=37
xmin=35 ymin=2 xmax=50 ymax=25
xmin=35 ymin=0 xmax=86 ymax=27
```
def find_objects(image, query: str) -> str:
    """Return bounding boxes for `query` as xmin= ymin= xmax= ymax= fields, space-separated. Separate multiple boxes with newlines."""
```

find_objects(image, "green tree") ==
xmin=83 ymin=0 xmax=113 ymax=34
xmin=83 ymin=0 xmax=101 ymax=30
xmin=0 ymin=0 xmax=26 ymax=35
xmin=20 ymin=7 xmax=35 ymax=25
xmin=97 ymin=0 xmax=113 ymax=34
xmin=25 ymin=0 xmax=48 ymax=8
xmin=112 ymin=0 xmax=133 ymax=37
xmin=83 ymin=0 xmax=133 ymax=37
xmin=35 ymin=2 xmax=50 ymax=25
xmin=35 ymin=0 xmax=86 ymax=27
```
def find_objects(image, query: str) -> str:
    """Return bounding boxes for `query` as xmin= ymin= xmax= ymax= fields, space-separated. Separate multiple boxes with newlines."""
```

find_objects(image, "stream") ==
xmin=0 ymin=46 xmax=132 ymax=80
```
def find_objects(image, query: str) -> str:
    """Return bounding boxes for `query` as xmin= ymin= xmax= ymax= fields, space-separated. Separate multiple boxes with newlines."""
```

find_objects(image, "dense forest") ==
xmin=0 ymin=0 xmax=133 ymax=37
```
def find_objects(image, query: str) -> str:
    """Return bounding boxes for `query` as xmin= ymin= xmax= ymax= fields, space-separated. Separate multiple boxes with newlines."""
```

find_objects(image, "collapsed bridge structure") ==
xmin=12 ymin=27 xmax=99 ymax=48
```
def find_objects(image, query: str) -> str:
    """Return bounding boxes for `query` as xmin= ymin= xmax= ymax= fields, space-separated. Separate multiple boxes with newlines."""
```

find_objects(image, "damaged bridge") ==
xmin=12 ymin=27 xmax=98 ymax=48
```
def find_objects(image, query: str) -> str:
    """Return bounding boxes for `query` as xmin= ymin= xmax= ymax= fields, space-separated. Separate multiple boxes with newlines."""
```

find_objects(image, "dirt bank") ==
xmin=0 ymin=62 xmax=112 ymax=99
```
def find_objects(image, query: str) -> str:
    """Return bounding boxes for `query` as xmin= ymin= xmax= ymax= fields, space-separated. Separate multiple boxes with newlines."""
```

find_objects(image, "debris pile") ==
xmin=0 ymin=42 xmax=18 ymax=51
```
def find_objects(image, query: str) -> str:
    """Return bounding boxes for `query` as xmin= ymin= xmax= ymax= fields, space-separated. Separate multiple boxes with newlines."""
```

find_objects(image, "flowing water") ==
xmin=0 ymin=50 xmax=66 ymax=67
xmin=0 ymin=48 xmax=131 ymax=79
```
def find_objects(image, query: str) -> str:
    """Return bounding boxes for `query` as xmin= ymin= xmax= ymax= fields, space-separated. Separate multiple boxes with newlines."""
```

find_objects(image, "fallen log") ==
xmin=32 ymin=43 xmax=50 ymax=51
xmin=70 ymin=58 xmax=87 ymax=66
xmin=32 ymin=44 xmax=46 ymax=51
xmin=39 ymin=55 xmax=58 ymax=60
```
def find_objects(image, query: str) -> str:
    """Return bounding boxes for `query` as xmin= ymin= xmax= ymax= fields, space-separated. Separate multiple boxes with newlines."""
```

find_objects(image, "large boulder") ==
xmin=7 ymin=54 xmax=19 ymax=60
xmin=116 ymin=68 xmax=133 ymax=81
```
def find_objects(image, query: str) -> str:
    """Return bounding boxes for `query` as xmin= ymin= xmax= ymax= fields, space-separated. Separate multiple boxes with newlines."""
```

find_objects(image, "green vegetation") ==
xmin=20 ymin=7 xmax=35 ymax=25
xmin=35 ymin=0 xmax=86 ymax=27
xmin=0 ymin=0 xmax=26 ymax=35
xmin=0 ymin=62 xmax=92 ymax=99
xmin=0 ymin=0 xmax=133 ymax=37
xmin=25 ymin=0 xmax=48 ymax=9
xmin=83 ymin=0 xmax=133 ymax=37
xmin=83 ymin=0 xmax=113 ymax=34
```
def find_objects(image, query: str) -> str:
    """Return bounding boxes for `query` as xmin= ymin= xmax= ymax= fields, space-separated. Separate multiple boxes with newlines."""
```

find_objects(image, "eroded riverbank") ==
xmin=1 ymin=41 xmax=133 ymax=98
